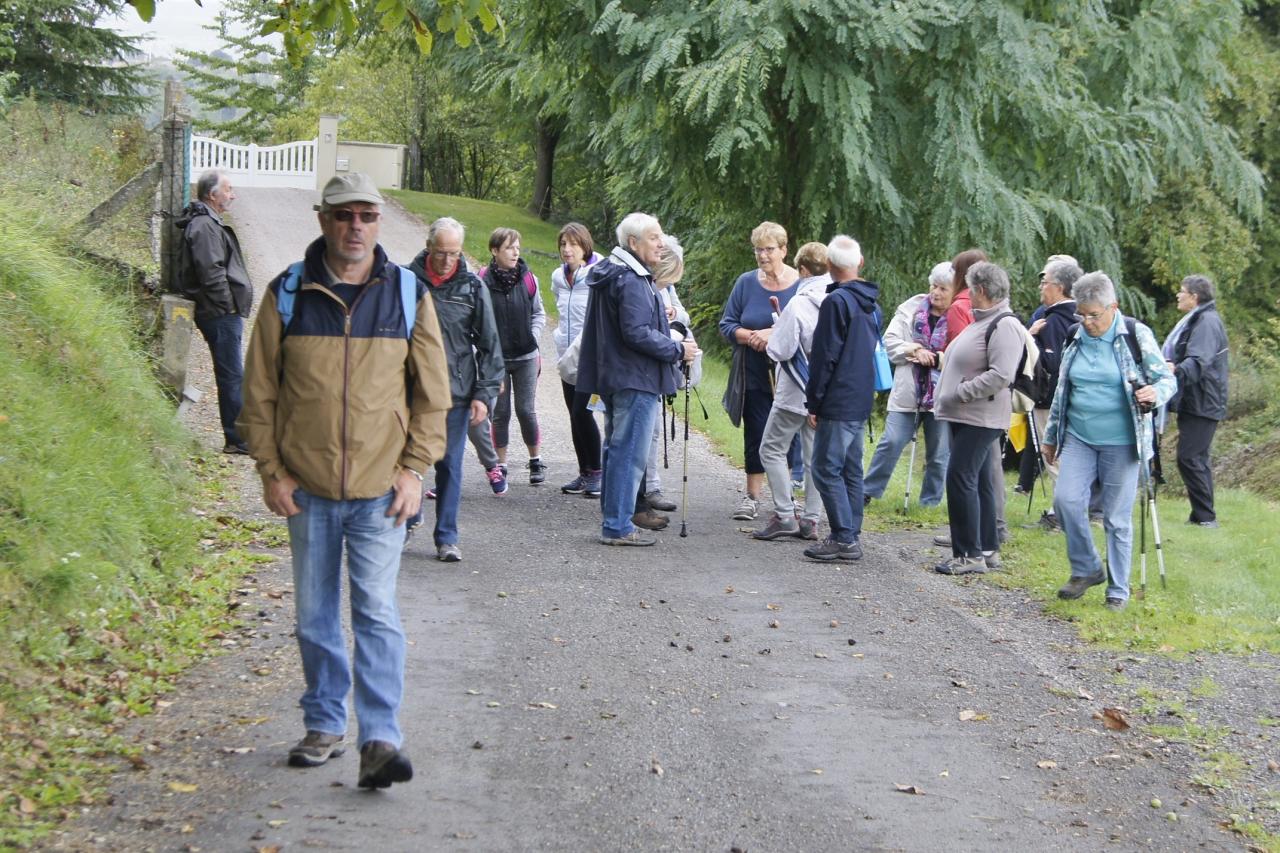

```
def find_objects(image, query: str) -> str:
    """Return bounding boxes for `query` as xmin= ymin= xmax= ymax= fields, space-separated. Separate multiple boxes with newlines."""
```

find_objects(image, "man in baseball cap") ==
xmin=313 ymin=172 xmax=386 ymax=210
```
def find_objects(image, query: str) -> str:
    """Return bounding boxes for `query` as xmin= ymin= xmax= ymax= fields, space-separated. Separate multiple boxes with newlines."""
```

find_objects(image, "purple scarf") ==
xmin=912 ymin=298 xmax=948 ymax=410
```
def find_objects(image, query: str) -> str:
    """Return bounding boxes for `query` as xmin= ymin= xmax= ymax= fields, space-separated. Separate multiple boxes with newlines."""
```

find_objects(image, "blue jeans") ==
xmin=811 ymin=418 xmax=867 ymax=544
xmin=863 ymin=410 xmax=950 ymax=506
xmin=600 ymin=389 xmax=659 ymax=538
xmin=1054 ymin=433 xmax=1140 ymax=601
xmin=431 ymin=405 xmax=470 ymax=545
xmin=195 ymin=313 xmax=245 ymax=445
xmin=288 ymin=488 xmax=407 ymax=748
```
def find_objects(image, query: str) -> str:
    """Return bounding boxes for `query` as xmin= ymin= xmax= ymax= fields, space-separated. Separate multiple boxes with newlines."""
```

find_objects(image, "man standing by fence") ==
xmin=177 ymin=169 xmax=253 ymax=453
xmin=238 ymin=173 xmax=450 ymax=789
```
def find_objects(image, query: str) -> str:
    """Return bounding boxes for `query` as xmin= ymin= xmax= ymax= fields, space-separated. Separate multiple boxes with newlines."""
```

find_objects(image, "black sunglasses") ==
xmin=329 ymin=209 xmax=381 ymax=224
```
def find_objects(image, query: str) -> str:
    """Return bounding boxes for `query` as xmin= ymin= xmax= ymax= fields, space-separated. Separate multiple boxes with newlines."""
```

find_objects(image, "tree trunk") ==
xmin=406 ymin=136 xmax=424 ymax=192
xmin=529 ymin=115 xmax=565 ymax=220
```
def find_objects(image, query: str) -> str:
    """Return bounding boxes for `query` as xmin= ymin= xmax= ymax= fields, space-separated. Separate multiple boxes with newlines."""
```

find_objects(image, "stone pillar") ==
xmin=317 ymin=114 xmax=340 ymax=191
xmin=159 ymin=294 xmax=196 ymax=396
xmin=159 ymin=80 xmax=190 ymax=295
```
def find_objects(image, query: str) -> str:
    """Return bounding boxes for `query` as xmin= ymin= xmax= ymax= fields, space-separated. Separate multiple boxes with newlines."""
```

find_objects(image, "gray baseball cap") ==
xmin=314 ymin=172 xmax=384 ymax=209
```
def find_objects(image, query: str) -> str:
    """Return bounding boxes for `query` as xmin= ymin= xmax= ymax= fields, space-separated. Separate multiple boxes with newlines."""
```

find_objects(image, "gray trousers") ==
xmin=759 ymin=406 xmax=820 ymax=522
xmin=989 ymin=437 xmax=1007 ymax=539
xmin=468 ymin=420 xmax=499 ymax=470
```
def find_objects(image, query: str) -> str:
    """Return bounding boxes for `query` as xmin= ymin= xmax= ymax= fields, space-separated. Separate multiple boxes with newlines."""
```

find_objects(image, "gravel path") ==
xmin=46 ymin=188 xmax=1273 ymax=852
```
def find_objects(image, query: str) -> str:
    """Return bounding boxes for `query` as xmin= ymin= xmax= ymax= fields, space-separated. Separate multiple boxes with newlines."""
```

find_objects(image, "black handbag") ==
xmin=721 ymin=343 xmax=747 ymax=427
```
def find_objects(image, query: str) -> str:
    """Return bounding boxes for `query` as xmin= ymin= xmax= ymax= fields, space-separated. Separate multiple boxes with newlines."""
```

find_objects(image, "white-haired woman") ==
xmin=1042 ymin=272 xmax=1176 ymax=609
xmin=863 ymin=261 xmax=956 ymax=508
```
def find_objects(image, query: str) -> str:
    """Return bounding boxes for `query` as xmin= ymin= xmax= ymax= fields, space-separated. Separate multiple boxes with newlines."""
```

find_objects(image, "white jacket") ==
xmin=552 ymin=256 xmax=599 ymax=357
xmin=766 ymin=274 xmax=830 ymax=415
xmin=883 ymin=294 xmax=936 ymax=413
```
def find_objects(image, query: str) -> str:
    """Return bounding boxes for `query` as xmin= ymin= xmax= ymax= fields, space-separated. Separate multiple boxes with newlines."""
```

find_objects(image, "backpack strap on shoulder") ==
xmin=1123 ymin=316 xmax=1145 ymax=382
xmin=398 ymin=266 xmax=417 ymax=338
xmin=276 ymin=261 xmax=306 ymax=333
xmin=524 ymin=269 xmax=537 ymax=298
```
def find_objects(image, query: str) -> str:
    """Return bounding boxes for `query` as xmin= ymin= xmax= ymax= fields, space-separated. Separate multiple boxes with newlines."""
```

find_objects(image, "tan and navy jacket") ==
xmin=238 ymin=238 xmax=450 ymax=501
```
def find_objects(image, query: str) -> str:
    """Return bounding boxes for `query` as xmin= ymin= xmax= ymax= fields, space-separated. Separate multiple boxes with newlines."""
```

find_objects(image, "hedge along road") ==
xmin=59 ymin=187 xmax=1237 ymax=853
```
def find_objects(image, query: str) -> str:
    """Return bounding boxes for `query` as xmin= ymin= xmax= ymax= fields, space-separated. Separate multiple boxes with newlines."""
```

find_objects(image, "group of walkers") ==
xmin=178 ymin=169 xmax=1229 ymax=790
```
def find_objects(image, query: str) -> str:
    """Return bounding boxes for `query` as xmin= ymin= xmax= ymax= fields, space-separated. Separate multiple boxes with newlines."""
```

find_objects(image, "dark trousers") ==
xmin=742 ymin=389 xmax=800 ymax=477
xmin=1176 ymin=412 xmax=1219 ymax=523
xmin=945 ymin=423 xmax=1003 ymax=557
xmin=561 ymin=380 xmax=601 ymax=474
xmin=196 ymin=313 xmax=245 ymax=446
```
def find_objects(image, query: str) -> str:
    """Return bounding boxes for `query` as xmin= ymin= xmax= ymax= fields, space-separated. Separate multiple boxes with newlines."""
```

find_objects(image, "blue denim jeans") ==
xmin=430 ymin=405 xmax=470 ymax=546
xmin=195 ymin=313 xmax=245 ymax=446
xmin=863 ymin=410 xmax=950 ymax=506
xmin=811 ymin=417 xmax=867 ymax=544
xmin=600 ymin=389 xmax=659 ymax=538
xmin=1054 ymin=433 xmax=1140 ymax=601
xmin=288 ymin=488 xmax=406 ymax=748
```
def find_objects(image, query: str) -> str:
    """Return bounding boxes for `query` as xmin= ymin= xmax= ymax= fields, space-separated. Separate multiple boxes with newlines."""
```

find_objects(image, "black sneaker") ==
xmin=561 ymin=474 xmax=587 ymax=494
xmin=528 ymin=458 xmax=548 ymax=486
xmin=288 ymin=731 xmax=345 ymax=767
xmin=1104 ymin=597 xmax=1128 ymax=611
xmin=357 ymin=741 xmax=413 ymax=789
xmin=223 ymin=442 xmax=251 ymax=455
xmin=934 ymin=556 xmax=986 ymax=575
xmin=803 ymin=537 xmax=862 ymax=561
xmin=1057 ymin=572 xmax=1106 ymax=600
xmin=581 ymin=470 xmax=602 ymax=498
xmin=1037 ymin=511 xmax=1062 ymax=532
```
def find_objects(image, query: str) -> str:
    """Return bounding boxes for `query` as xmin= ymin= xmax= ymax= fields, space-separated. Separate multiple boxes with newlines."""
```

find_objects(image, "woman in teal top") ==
xmin=1040 ymin=272 xmax=1176 ymax=610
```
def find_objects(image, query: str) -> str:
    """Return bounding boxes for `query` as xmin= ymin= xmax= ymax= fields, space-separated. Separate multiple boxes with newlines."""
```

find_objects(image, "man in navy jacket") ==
xmin=804 ymin=235 xmax=881 ymax=561
xmin=576 ymin=213 xmax=699 ymax=546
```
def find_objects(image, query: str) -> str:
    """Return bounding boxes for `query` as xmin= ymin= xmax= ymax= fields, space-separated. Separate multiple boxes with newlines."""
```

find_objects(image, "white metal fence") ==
xmin=189 ymin=135 xmax=318 ymax=190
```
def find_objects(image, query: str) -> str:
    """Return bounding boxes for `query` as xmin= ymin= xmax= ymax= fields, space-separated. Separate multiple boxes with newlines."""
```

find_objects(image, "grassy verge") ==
xmin=0 ymin=202 xmax=263 ymax=848
xmin=387 ymin=188 xmax=564 ymax=319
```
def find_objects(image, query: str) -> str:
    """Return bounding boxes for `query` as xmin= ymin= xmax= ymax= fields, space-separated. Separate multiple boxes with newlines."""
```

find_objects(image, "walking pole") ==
xmin=1134 ymin=400 xmax=1151 ymax=600
xmin=1147 ymin=429 xmax=1167 ymax=589
xmin=680 ymin=362 xmax=691 ymax=538
xmin=902 ymin=414 xmax=920 ymax=514
xmin=1025 ymin=411 xmax=1047 ymax=516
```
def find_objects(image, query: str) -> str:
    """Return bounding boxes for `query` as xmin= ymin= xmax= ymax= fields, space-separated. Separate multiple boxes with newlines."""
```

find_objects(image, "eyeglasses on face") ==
xmin=328 ymin=209 xmax=381 ymax=224
xmin=753 ymin=245 xmax=783 ymax=255
xmin=1074 ymin=308 xmax=1111 ymax=323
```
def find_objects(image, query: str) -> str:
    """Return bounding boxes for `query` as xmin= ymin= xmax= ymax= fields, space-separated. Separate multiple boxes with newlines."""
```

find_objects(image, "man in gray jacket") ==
xmin=177 ymin=169 xmax=253 ymax=454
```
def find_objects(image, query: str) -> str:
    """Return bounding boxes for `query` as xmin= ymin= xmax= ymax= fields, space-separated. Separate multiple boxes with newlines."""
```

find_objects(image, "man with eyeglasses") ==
xmin=239 ymin=173 xmax=451 ymax=789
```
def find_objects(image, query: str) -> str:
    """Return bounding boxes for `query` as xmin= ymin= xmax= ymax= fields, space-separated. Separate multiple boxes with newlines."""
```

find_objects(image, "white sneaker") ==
xmin=732 ymin=495 xmax=759 ymax=521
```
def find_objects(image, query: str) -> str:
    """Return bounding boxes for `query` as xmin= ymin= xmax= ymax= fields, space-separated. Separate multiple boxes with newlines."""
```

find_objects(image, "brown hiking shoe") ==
xmin=288 ymin=731 xmax=345 ymax=767
xmin=1057 ymin=572 xmax=1106 ymax=600
xmin=357 ymin=740 xmax=413 ymax=789
xmin=632 ymin=509 xmax=669 ymax=530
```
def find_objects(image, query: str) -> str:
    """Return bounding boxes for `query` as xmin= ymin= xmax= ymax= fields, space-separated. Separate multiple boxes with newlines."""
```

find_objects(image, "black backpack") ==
xmin=983 ymin=312 xmax=1045 ymax=412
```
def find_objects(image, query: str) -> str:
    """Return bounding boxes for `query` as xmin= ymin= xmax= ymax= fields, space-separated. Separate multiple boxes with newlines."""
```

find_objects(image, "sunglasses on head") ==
xmin=328 ymin=209 xmax=381 ymax=224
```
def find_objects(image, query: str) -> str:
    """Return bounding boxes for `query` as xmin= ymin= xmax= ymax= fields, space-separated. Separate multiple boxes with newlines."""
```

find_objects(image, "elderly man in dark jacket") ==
xmin=576 ymin=213 xmax=699 ymax=546
xmin=804 ymin=235 xmax=881 ymax=562
xmin=1165 ymin=274 xmax=1229 ymax=526
xmin=177 ymin=169 xmax=253 ymax=453
xmin=404 ymin=216 xmax=505 ymax=562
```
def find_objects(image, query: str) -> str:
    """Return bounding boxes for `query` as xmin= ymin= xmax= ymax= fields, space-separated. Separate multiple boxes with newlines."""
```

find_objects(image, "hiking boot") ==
xmin=528 ymin=458 xmax=548 ymax=486
xmin=796 ymin=517 xmax=820 ymax=541
xmin=1089 ymin=512 xmax=1104 ymax=527
xmin=804 ymin=537 xmax=862 ymax=561
xmin=223 ymin=442 xmax=251 ymax=455
xmin=357 ymin=740 xmax=413 ymax=789
xmin=644 ymin=490 xmax=677 ymax=512
xmin=436 ymin=543 xmax=461 ymax=562
xmin=600 ymin=530 xmax=656 ymax=546
xmin=1037 ymin=511 xmax=1062 ymax=532
xmin=632 ymin=509 xmax=669 ymax=530
xmin=288 ymin=731 xmax=345 ymax=767
xmin=934 ymin=556 xmax=987 ymax=575
xmin=732 ymin=496 xmax=759 ymax=521
xmin=932 ymin=534 xmax=952 ymax=548
xmin=1104 ymin=597 xmax=1128 ymax=611
xmin=486 ymin=466 xmax=509 ymax=496
xmin=982 ymin=550 xmax=1002 ymax=571
xmin=561 ymin=474 xmax=587 ymax=494
xmin=752 ymin=513 xmax=800 ymax=541
xmin=581 ymin=470 xmax=602 ymax=498
xmin=1057 ymin=572 xmax=1106 ymax=600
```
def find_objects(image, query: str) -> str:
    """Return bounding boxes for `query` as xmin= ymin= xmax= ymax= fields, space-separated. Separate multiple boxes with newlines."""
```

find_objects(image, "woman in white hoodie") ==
xmin=552 ymin=223 xmax=604 ymax=496
xmin=863 ymin=261 xmax=956 ymax=508
xmin=752 ymin=242 xmax=832 ymax=541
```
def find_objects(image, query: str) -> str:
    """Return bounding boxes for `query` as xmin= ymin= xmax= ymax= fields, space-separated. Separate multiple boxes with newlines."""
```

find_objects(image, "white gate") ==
xmin=189 ymin=135 xmax=317 ymax=190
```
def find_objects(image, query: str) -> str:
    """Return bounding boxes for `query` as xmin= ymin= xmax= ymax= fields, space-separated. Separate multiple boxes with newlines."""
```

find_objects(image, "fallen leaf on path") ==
xmin=958 ymin=709 xmax=988 ymax=722
xmin=1098 ymin=707 xmax=1131 ymax=731
xmin=528 ymin=702 xmax=557 ymax=710
xmin=725 ymin=586 xmax=735 ymax=594
xmin=768 ymin=620 xmax=780 ymax=629
xmin=951 ymin=679 xmax=967 ymax=688
xmin=894 ymin=784 xmax=925 ymax=795
xmin=650 ymin=757 xmax=664 ymax=777
xmin=814 ymin=653 xmax=829 ymax=659
xmin=167 ymin=782 xmax=199 ymax=793
xmin=829 ymin=619 xmax=839 ymax=628
xmin=267 ymin=819 xmax=287 ymax=828
xmin=464 ymin=689 xmax=480 ymax=695
xmin=255 ymin=847 xmax=281 ymax=853
xmin=1077 ymin=687 xmax=1095 ymax=701
xmin=18 ymin=797 xmax=36 ymax=814
xmin=810 ymin=768 xmax=823 ymax=774
xmin=1267 ymin=759 xmax=1278 ymax=773
xmin=1036 ymin=760 xmax=1057 ymax=770
xmin=939 ymin=770 xmax=949 ymax=777
xmin=485 ymin=701 xmax=501 ymax=708
xmin=766 ymin=603 xmax=781 ymax=611
xmin=496 ymin=591 xmax=508 ymax=598
xmin=220 ymin=746 xmax=254 ymax=754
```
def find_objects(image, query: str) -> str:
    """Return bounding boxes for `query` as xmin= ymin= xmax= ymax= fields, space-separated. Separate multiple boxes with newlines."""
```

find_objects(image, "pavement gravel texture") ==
xmin=45 ymin=188 xmax=1276 ymax=853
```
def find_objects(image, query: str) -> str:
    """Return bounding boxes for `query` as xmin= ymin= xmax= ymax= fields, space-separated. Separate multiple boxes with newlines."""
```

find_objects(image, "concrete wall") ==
xmin=335 ymin=142 xmax=405 ymax=191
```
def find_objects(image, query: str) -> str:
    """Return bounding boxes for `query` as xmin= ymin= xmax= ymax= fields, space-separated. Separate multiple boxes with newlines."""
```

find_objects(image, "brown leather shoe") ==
xmin=632 ymin=509 xmax=669 ymax=530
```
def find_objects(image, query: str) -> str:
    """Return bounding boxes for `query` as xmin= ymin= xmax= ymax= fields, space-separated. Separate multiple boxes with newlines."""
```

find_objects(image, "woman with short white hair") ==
xmin=1042 ymin=272 xmax=1176 ymax=609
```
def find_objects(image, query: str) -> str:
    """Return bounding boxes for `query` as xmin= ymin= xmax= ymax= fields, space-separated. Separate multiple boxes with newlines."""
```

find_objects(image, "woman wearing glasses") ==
xmin=1040 ymin=272 xmax=1176 ymax=610
xmin=719 ymin=221 xmax=802 ymax=521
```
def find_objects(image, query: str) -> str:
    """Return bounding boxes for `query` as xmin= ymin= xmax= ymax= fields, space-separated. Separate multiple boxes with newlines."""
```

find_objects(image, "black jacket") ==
xmin=482 ymin=258 xmax=540 ymax=359
xmin=1170 ymin=302 xmax=1229 ymax=420
xmin=805 ymin=278 xmax=881 ymax=421
xmin=175 ymin=201 xmax=253 ymax=322
xmin=408 ymin=252 xmax=505 ymax=411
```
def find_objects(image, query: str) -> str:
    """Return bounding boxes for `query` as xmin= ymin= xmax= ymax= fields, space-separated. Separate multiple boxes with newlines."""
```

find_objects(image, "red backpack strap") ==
xmin=524 ymin=270 xmax=537 ymax=297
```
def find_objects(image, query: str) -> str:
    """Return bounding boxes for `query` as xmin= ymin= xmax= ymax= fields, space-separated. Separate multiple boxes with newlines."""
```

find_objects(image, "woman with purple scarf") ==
xmin=863 ymin=261 xmax=957 ymax=507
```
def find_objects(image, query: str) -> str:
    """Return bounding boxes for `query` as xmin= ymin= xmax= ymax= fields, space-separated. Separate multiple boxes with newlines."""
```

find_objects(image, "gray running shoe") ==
xmin=644 ymin=490 xmax=677 ymax=511
xmin=752 ymin=513 xmax=800 ymax=541
xmin=804 ymin=537 xmax=862 ymax=561
xmin=437 ymin=543 xmax=461 ymax=562
xmin=934 ymin=556 xmax=987 ymax=575
xmin=288 ymin=731 xmax=345 ymax=767
xmin=732 ymin=495 xmax=759 ymax=521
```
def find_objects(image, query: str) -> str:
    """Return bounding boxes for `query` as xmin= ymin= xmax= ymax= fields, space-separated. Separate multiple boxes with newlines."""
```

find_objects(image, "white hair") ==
xmin=928 ymin=261 xmax=954 ymax=289
xmin=616 ymin=212 xmax=661 ymax=249
xmin=652 ymin=234 xmax=685 ymax=284
xmin=196 ymin=169 xmax=227 ymax=202
xmin=428 ymin=216 xmax=465 ymax=249
xmin=1073 ymin=271 xmax=1117 ymax=308
xmin=825 ymin=235 xmax=863 ymax=273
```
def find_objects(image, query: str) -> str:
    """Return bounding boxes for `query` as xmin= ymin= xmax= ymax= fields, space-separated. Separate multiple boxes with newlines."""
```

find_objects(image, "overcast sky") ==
xmin=107 ymin=0 xmax=277 ymax=59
